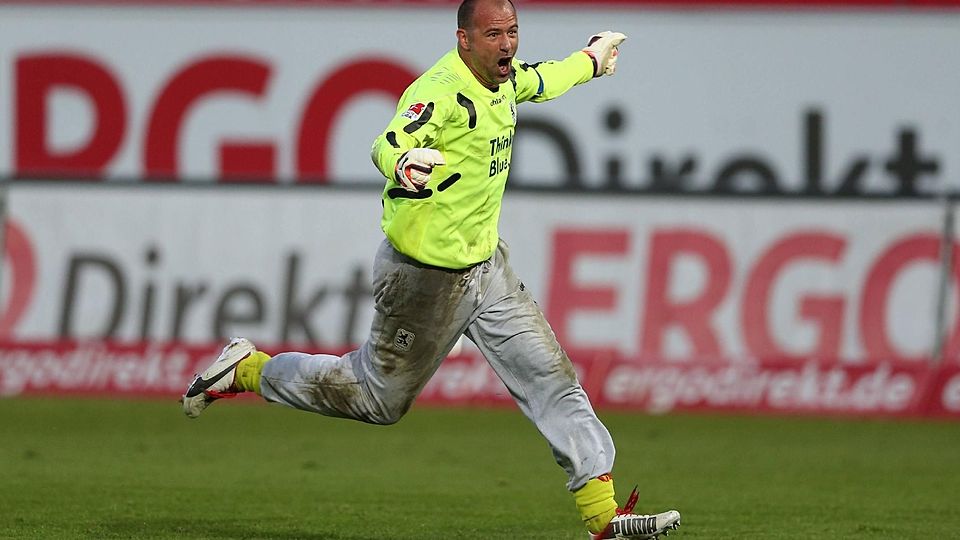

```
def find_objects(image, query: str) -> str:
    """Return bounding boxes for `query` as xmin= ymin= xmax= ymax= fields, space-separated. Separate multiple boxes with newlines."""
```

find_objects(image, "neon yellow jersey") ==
xmin=371 ymin=48 xmax=594 ymax=269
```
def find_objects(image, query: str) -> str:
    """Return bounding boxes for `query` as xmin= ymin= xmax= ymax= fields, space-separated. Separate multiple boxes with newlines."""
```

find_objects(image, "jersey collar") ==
xmin=450 ymin=48 xmax=504 ymax=96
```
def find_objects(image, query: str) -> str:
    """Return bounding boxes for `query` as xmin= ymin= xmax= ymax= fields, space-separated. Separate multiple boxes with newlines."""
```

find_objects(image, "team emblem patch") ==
xmin=394 ymin=328 xmax=416 ymax=351
xmin=401 ymin=102 xmax=427 ymax=120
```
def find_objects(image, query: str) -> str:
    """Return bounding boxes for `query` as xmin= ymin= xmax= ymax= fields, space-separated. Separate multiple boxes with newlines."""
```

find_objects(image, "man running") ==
xmin=182 ymin=1 xmax=681 ymax=538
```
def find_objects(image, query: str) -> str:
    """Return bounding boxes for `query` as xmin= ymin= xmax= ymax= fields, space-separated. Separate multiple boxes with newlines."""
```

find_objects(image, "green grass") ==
xmin=0 ymin=399 xmax=958 ymax=539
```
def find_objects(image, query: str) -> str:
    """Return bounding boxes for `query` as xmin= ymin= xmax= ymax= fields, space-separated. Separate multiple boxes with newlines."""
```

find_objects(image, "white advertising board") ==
xmin=0 ymin=5 xmax=957 ymax=196
xmin=2 ymin=184 xmax=952 ymax=363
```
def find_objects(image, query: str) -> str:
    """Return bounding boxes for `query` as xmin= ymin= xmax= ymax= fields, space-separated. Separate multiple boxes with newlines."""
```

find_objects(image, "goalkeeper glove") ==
xmin=395 ymin=148 xmax=446 ymax=192
xmin=582 ymin=31 xmax=627 ymax=77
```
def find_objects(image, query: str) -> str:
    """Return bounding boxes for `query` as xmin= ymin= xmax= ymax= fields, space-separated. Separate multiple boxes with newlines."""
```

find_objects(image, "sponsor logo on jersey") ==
xmin=401 ymin=102 xmax=427 ymax=120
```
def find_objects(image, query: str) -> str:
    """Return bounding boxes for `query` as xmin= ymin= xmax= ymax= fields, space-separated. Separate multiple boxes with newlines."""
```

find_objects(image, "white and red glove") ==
xmin=395 ymin=148 xmax=446 ymax=192
xmin=582 ymin=31 xmax=627 ymax=77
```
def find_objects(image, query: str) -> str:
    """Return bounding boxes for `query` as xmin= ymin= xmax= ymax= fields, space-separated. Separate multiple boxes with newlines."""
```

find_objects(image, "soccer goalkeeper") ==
xmin=182 ymin=0 xmax=681 ymax=537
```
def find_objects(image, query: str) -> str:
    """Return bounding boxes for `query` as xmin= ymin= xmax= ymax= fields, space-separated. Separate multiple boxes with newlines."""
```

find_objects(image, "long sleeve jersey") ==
xmin=371 ymin=48 xmax=594 ymax=269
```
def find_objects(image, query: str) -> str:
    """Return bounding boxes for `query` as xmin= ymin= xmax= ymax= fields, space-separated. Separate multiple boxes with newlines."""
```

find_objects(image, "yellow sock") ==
xmin=233 ymin=351 xmax=272 ymax=395
xmin=574 ymin=474 xmax=618 ymax=534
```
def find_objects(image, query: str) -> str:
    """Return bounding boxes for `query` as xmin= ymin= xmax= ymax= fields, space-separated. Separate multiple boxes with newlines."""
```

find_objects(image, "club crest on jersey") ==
xmin=401 ymin=102 xmax=427 ymax=120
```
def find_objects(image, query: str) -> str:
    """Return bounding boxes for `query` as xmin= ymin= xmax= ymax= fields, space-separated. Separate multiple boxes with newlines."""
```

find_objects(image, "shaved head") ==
xmin=458 ymin=0 xmax=515 ymax=31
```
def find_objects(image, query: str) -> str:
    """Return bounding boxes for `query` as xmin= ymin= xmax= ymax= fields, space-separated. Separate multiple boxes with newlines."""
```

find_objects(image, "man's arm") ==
xmin=514 ymin=31 xmax=627 ymax=104
xmin=371 ymin=97 xmax=448 ymax=191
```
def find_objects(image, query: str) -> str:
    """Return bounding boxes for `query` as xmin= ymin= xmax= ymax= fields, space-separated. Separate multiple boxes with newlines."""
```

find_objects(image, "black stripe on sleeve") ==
xmin=519 ymin=62 xmax=544 ymax=97
xmin=437 ymin=173 xmax=462 ymax=192
xmin=456 ymin=93 xmax=477 ymax=129
xmin=402 ymin=102 xmax=435 ymax=134
xmin=385 ymin=131 xmax=400 ymax=148
xmin=387 ymin=188 xmax=434 ymax=200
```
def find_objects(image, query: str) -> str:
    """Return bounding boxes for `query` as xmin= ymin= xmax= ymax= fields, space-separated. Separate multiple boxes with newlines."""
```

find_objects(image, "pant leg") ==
xmin=465 ymin=241 xmax=615 ymax=491
xmin=260 ymin=239 xmax=475 ymax=425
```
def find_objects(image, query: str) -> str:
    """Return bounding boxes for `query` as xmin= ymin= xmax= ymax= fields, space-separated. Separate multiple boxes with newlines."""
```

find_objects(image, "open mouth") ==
xmin=497 ymin=57 xmax=512 ymax=76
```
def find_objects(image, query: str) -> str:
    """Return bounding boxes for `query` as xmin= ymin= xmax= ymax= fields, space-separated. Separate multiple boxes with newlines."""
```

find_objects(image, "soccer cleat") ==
xmin=590 ymin=488 xmax=681 ymax=540
xmin=590 ymin=510 xmax=681 ymax=539
xmin=181 ymin=337 xmax=256 ymax=419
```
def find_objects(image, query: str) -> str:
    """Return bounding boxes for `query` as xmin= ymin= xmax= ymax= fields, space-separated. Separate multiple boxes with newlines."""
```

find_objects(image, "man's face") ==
xmin=458 ymin=1 xmax=518 ymax=89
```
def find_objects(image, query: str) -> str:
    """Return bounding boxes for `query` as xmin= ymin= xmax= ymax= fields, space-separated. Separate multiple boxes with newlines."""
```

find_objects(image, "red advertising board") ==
xmin=2 ymin=340 xmax=957 ymax=419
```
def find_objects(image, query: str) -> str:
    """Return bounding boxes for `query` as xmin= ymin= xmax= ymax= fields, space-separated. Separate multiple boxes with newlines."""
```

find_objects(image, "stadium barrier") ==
xmin=1 ymin=183 xmax=959 ymax=418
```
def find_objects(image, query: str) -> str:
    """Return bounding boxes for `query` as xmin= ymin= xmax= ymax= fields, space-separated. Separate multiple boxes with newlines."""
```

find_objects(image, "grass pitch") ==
xmin=1 ymin=398 xmax=958 ymax=539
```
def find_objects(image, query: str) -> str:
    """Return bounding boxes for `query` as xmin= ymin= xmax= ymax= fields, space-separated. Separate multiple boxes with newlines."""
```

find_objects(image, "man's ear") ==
xmin=456 ymin=28 xmax=470 ymax=50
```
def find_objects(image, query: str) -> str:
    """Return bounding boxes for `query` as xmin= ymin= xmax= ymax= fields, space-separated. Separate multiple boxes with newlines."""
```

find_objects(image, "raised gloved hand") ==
xmin=582 ymin=31 xmax=627 ymax=77
xmin=394 ymin=148 xmax=446 ymax=192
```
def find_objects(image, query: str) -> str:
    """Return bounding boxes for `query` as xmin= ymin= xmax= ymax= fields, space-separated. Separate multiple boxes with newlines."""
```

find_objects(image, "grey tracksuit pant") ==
xmin=260 ymin=239 xmax=615 ymax=491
